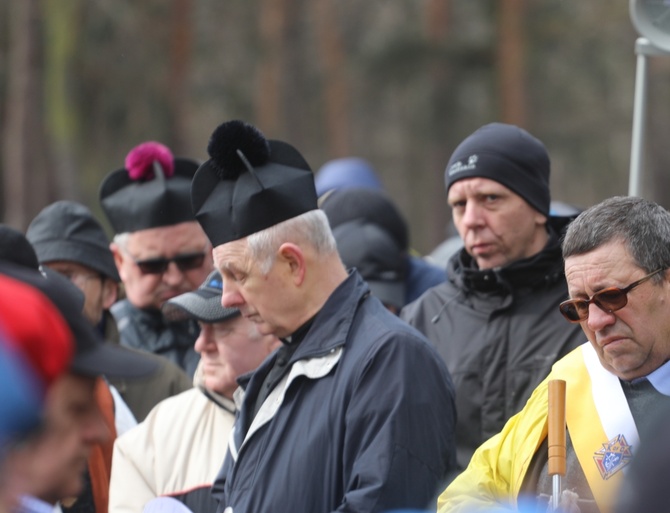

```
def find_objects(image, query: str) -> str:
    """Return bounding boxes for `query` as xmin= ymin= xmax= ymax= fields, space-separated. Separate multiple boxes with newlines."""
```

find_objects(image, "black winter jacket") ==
xmin=401 ymin=218 xmax=585 ymax=470
xmin=213 ymin=271 xmax=457 ymax=513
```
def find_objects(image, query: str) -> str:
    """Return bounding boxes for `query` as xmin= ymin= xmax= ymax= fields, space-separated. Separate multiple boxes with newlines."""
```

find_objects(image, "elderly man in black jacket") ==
xmin=191 ymin=120 xmax=457 ymax=513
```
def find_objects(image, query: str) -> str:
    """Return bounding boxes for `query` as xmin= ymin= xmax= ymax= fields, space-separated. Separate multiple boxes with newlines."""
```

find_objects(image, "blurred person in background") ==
xmin=99 ymin=142 xmax=214 ymax=377
xmin=314 ymin=157 xmax=383 ymax=197
xmin=331 ymin=219 xmax=406 ymax=314
xmin=0 ymin=263 xmax=156 ymax=513
xmin=319 ymin=186 xmax=446 ymax=305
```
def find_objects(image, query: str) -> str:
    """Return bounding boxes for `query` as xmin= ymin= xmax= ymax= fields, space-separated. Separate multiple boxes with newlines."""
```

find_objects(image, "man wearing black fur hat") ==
xmin=400 ymin=123 xmax=585 ymax=472
xmin=191 ymin=120 xmax=457 ymax=513
xmin=100 ymin=142 xmax=214 ymax=377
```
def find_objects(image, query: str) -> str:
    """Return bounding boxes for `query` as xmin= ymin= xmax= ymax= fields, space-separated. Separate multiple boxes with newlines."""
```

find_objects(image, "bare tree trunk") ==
xmin=255 ymin=0 xmax=289 ymax=134
xmin=43 ymin=0 xmax=81 ymax=200
xmin=421 ymin=0 xmax=452 ymax=253
xmin=168 ymin=0 xmax=194 ymax=153
xmin=312 ymin=0 xmax=350 ymax=157
xmin=497 ymin=0 xmax=527 ymax=126
xmin=2 ymin=0 xmax=41 ymax=228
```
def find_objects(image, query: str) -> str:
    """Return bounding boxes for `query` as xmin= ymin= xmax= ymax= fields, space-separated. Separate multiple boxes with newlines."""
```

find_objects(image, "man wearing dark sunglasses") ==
xmin=100 ymin=141 xmax=214 ymax=378
xmin=26 ymin=201 xmax=192 ymax=422
xmin=439 ymin=196 xmax=670 ymax=513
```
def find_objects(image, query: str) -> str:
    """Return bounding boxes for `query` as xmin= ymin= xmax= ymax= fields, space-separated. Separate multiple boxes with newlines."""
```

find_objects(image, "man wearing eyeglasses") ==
xmin=438 ymin=195 xmax=670 ymax=513
xmin=100 ymin=141 xmax=214 ymax=378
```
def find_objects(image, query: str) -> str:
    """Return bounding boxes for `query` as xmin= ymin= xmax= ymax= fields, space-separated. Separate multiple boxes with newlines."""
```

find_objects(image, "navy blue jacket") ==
xmin=212 ymin=271 xmax=456 ymax=513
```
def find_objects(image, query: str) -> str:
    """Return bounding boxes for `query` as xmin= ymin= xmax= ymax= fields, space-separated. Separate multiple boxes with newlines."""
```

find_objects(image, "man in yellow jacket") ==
xmin=439 ymin=195 xmax=670 ymax=513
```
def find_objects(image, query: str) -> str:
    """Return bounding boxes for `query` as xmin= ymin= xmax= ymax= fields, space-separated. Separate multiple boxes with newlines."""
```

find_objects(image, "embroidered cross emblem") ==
xmin=593 ymin=434 xmax=633 ymax=479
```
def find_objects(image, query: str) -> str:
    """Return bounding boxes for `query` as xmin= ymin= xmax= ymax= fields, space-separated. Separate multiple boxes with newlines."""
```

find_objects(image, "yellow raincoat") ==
xmin=438 ymin=343 xmax=630 ymax=513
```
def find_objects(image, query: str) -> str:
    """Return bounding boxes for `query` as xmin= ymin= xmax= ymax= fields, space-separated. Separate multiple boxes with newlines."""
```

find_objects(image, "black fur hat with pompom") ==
xmin=99 ymin=141 xmax=200 ymax=233
xmin=191 ymin=120 xmax=318 ymax=246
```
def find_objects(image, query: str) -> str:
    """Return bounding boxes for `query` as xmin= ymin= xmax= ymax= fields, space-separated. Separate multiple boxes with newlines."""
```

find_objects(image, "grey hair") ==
xmin=247 ymin=209 xmax=337 ymax=274
xmin=112 ymin=232 xmax=130 ymax=249
xmin=562 ymin=196 xmax=670 ymax=282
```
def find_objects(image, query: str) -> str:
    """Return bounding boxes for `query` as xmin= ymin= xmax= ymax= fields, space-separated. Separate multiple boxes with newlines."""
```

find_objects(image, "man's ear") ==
xmin=535 ymin=212 xmax=548 ymax=227
xmin=109 ymin=243 xmax=128 ymax=282
xmin=277 ymin=243 xmax=305 ymax=285
xmin=101 ymin=279 xmax=119 ymax=310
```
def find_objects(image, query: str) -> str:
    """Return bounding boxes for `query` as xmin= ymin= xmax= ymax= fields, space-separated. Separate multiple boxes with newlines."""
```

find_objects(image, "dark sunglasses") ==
xmin=132 ymin=252 xmax=206 ymax=275
xmin=559 ymin=268 xmax=665 ymax=323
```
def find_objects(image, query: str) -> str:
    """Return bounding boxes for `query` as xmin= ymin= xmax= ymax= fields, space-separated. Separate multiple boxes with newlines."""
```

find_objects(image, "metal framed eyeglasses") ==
xmin=559 ymin=268 xmax=665 ymax=323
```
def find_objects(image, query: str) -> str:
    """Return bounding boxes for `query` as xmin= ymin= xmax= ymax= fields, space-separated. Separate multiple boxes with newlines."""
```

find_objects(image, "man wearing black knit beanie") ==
xmin=401 ymin=122 xmax=586 ymax=472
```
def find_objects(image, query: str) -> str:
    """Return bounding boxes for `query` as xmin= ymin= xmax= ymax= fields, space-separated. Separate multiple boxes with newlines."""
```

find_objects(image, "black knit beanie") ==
xmin=444 ymin=123 xmax=551 ymax=216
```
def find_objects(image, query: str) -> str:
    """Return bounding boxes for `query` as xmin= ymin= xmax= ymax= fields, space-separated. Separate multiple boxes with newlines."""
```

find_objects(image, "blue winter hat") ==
xmin=445 ymin=123 xmax=551 ymax=216
xmin=315 ymin=157 xmax=383 ymax=197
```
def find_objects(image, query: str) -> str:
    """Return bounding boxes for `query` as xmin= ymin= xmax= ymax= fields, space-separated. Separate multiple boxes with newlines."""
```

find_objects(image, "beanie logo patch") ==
xmin=448 ymin=154 xmax=478 ymax=176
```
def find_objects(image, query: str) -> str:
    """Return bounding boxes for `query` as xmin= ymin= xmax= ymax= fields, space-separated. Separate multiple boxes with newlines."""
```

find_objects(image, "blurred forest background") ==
xmin=1 ymin=0 xmax=670 ymax=256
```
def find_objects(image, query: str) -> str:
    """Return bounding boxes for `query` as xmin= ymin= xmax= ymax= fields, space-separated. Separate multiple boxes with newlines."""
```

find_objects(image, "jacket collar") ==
xmin=236 ymin=270 xmax=370 ymax=391
xmin=447 ymin=221 xmax=566 ymax=294
xmin=290 ymin=270 xmax=370 ymax=362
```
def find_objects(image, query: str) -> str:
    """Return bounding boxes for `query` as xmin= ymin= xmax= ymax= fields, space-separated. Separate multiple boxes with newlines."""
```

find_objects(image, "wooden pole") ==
xmin=548 ymin=379 xmax=567 ymax=511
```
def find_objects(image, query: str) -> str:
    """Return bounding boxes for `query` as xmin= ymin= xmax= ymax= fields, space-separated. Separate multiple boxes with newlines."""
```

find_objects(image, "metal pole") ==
xmin=628 ymin=41 xmax=648 ymax=197
xmin=629 ymin=38 xmax=668 ymax=197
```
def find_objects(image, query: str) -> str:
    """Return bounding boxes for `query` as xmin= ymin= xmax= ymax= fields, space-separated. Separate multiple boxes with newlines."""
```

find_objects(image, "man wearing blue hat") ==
xmin=401 ymin=123 xmax=585 ymax=471
xmin=191 ymin=120 xmax=457 ymax=513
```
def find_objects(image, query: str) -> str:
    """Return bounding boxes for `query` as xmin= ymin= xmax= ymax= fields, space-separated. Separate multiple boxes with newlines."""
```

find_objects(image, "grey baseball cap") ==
xmin=162 ymin=270 xmax=240 ymax=323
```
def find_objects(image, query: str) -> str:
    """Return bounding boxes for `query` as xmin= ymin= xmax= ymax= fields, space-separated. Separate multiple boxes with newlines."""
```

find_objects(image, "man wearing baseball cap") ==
xmin=401 ymin=122 xmax=585 ymax=471
xmin=27 ymin=201 xmax=192 ymax=422
xmin=109 ymin=271 xmax=279 ymax=513
xmin=191 ymin=120 xmax=456 ymax=513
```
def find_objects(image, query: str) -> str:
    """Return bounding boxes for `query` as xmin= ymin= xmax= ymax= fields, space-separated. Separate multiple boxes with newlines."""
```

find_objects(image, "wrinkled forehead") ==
xmin=213 ymin=238 xmax=251 ymax=269
xmin=127 ymin=221 xmax=210 ymax=252
xmin=564 ymin=241 xmax=637 ymax=292
xmin=447 ymin=176 xmax=515 ymax=200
